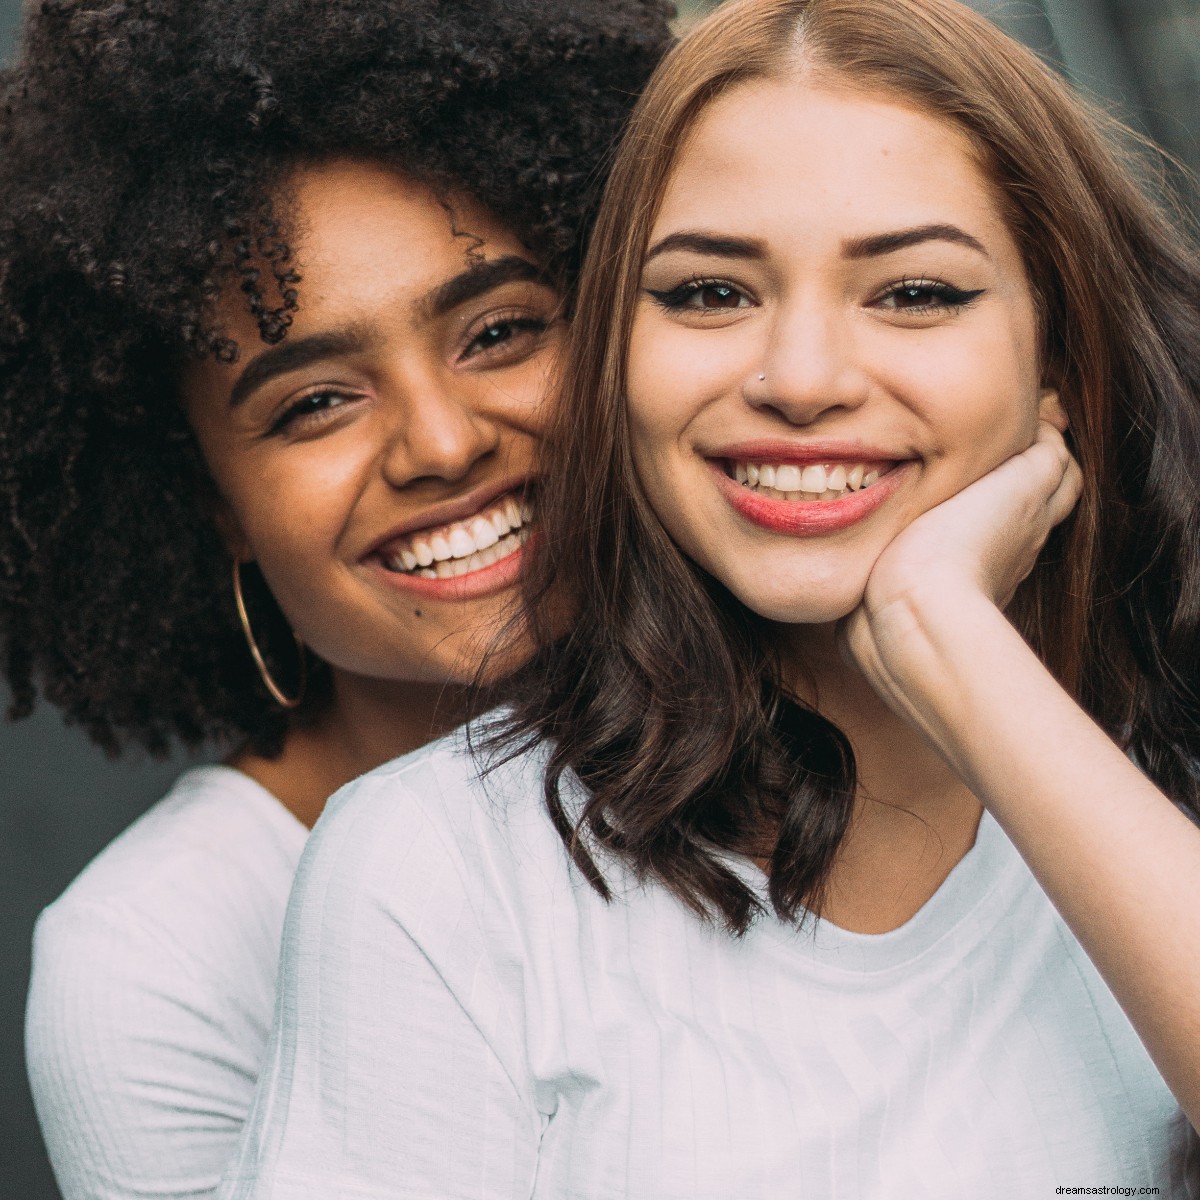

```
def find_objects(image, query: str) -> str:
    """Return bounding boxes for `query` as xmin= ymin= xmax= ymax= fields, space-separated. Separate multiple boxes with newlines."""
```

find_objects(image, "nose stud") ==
xmin=758 ymin=373 xmax=766 ymax=381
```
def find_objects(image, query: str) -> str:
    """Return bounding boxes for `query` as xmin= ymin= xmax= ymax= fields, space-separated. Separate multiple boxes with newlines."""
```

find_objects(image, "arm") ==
xmin=219 ymin=770 xmax=542 ymax=1199
xmin=26 ymin=905 xmax=258 ymax=1200
xmin=843 ymin=423 xmax=1200 ymax=1129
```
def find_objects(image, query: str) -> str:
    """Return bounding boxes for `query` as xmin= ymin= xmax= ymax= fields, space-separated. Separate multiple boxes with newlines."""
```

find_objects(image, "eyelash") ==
xmin=267 ymin=388 xmax=357 ymax=436
xmin=460 ymin=312 xmax=551 ymax=362
xmin=646 ymin=276 xmax=987 ymax=315
xmin=647 ymin=277 xmax=750 ymax=311
xmin=265 ymin=314 xmax=553 ymax=436
xmin=878 ymin=278 xmax=985 ymax=313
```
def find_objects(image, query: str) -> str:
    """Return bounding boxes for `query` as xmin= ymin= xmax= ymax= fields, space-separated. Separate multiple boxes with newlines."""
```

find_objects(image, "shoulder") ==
xmin=27 ymin=766 xmax=309 ymax=1196
xmin=29 ymin=763 xmax=307 ymax=1030
xmin=287 ymin=719 xmax=576 ymax=986
xmin=304 ymin=719 xmax=560 ymax=905
xmin=34 ymin=764 xmax=307 ymax=976
xmin=30 ymin=765 xmax=307 ymax=1046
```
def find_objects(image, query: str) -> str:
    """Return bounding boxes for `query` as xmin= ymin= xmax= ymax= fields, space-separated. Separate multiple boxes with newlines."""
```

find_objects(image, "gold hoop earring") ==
xmin=232 ymin=559 xmax=307 ymax=710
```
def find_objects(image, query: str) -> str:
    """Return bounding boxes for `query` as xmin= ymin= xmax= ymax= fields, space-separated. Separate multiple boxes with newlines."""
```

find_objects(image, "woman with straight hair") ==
xmin=219 ymin=0 xmax=1200 ymax=1193
xmin=1 ymin=1 xmax=671 ymax=1195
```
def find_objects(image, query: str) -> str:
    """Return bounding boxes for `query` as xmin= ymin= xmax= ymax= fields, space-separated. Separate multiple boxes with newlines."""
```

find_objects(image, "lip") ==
xmin=710 ymin=457 xmax=913 ymax=536
xmin=361 ymin=474 xmax=535 ymax=561
xmin=368 ymin=535 xmax=531 ymax=602
xmin=710 ymin=438 xmax=900 ymax=467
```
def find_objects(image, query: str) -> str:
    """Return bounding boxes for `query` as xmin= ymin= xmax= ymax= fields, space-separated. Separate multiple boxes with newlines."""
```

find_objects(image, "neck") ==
xmin=231 ymin=671 xmax=477 ymax=829
xmin=776 ymin=622 xmax=982 ymax=933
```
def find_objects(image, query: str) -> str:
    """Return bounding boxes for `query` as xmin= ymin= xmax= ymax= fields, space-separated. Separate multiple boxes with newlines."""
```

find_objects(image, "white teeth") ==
xmin=800 ymin=464 xmax=827 ymax=494
xmin=775 ymin=465 xmax=802 ymax=492
xmin=729 ymin=459 xmax=887 ymax=503
xmin=447 ymin=527 xmax=476 ymax=559
xmin=470 ymin=517 xmax=500 ymax=550
xmin=381 ymin=507 xmax=532 ymax=579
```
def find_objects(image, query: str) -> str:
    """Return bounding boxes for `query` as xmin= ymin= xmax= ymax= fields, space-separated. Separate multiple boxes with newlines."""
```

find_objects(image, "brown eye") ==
xmin=648 ymin=278 xmax=754 ymax=312
xmin=460 ymin=315 xmax=550 ymax=363
xmin=893 ymin=285 xmax=937 ymax=309
xmin=875 ymin=279 xmax=985 ymax=314
xmin=698 ymin=284 xmax=743 ymax=309
xmin=267 ymin=388 xmax=358 ymax=436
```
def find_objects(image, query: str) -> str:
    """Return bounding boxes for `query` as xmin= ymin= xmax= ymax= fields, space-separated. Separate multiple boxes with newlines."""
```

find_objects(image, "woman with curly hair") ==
xmin=217 ymin=0 xmax=1200 ymax=1193
xmin=1 ymin=0 xmax=672 ymax=1194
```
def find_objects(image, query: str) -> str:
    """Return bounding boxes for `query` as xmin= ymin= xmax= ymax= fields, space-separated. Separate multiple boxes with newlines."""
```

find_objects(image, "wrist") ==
xmin=861 ymin=576 xmax=1006 ymax=682
xmin=847 ymin=582 xmax=1017 ymax=751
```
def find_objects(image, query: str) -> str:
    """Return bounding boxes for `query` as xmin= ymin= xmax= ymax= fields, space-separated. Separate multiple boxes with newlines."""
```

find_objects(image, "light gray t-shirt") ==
xmin=221 ymin=729 xmax=1200 ymax=1198
xmin=27 ymin=766 xmax=308 ymax=1199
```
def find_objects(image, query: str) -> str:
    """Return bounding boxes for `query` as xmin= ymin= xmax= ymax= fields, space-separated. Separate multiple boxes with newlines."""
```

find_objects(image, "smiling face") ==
xmin=627 ymin=78 xmax=1059 ymax=627
xmin=184 ymin=159 xmax=562 ymax=688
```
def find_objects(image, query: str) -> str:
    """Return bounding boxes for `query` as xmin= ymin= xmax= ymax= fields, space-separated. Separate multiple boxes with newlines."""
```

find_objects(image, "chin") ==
xmin=726 ymin=579 xmax=866 ymax=627
xmin=439 ymin=627 xmax=534 ymax=688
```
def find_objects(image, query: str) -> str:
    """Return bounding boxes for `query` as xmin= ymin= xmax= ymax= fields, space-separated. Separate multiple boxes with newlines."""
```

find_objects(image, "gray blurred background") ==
xmin=0 ymin=0 xmax=1195 ymax=1194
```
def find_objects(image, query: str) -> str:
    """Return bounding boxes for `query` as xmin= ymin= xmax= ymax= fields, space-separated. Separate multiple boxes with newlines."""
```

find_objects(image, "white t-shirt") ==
xmin=26 ymin=765 xmax=308 ymax=1200
xmin=220 ymin=728 xmax=1200 ymax=1199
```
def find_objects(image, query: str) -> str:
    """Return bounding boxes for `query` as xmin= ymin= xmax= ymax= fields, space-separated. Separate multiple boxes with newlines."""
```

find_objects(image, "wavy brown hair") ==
xmin=491 ymin=0 xmax=1200 ymax=932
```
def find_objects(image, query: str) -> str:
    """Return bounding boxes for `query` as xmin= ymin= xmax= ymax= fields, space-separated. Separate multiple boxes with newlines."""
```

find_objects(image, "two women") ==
xmin=0 ymin=0 xmax=671 ymax=1194
xmin=221 ymin=0 xmax=1200 ymax=1193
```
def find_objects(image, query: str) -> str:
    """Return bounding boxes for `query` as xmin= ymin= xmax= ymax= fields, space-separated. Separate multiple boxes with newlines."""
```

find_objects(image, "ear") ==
xmin=1038 ymin=386 xmax=1068 ymax=433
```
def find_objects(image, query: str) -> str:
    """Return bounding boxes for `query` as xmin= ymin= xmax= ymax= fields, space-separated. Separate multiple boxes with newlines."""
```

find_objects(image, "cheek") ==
xmin=239 ymin=460 xmax=357 ymax=560
xmin=897 ymin=313 xmax=1043 ymax=474
xmin=222 ymin=445 xmax=372 ymax=623
xmin=244 ymin=519 xmax=340 ymax=647
xmin=628 ymin=314 xmax=747 ymax=421
xmin=494 ymin=358 xmax=558 ymax=436
xmin=626 ymin=320 xmax=673 ymax=476
xmin=627 ymin=316 xmax=713 ymax=469
xmin=486 ymin=332 xmax=567 ymax=439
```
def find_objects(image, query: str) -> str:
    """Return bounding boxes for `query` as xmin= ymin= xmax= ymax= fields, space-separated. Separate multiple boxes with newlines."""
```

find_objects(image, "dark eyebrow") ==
xmin=229 ymin=327 xmax=373 ymax=408
xmin=644 ymin=232 xmax=766 ymax=264
xmin=843 ymin=223 xmax=988 ymax=260
xmin=228 ymin=258 xmax=547 ymax=407
xmin=426 ymin=255 xmax=547 ymax=318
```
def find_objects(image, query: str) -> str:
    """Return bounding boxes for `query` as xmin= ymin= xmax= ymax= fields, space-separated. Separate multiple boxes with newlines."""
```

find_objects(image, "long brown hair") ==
xmin=491 ymin=0 xmax=1200 ymax=932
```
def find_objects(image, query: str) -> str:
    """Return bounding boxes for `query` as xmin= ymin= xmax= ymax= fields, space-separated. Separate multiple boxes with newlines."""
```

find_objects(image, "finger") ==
xmin=1044 ymin=453 xmax=1083 ymax=529
xmin=1032 ymin=418 xmax=1071 ymax=466
xmin=1016 ymin=422 xmax=1073 ymax=502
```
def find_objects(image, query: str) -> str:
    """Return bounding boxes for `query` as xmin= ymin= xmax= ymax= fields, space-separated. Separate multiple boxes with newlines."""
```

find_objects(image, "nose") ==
xmin=743 ymin=300 xmax=869 ymax=425
xmin=378 ymin=371 xmax=501 ymax=488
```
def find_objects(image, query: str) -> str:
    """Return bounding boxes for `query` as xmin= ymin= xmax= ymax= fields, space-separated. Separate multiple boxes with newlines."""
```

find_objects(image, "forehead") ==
xmin=654 ymin=77 xmax=1008 ymax=245
xmin=215 ymin=159 xmax=528 ymax=343
xmin=283 ymin=160 xmax=517 ymax=274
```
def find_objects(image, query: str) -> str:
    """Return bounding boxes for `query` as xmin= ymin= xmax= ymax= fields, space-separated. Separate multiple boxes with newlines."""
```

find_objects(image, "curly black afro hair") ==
xmin=0 ymin=0 xmax=674 ymax=756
